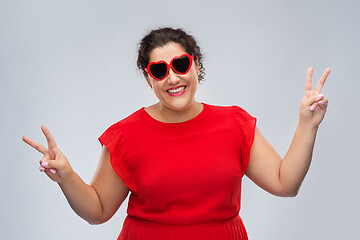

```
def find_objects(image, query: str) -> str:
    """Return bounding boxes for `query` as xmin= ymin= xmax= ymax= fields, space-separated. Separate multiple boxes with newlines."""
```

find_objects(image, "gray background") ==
xmin=1 ymin=0 xmax=359 ymax=239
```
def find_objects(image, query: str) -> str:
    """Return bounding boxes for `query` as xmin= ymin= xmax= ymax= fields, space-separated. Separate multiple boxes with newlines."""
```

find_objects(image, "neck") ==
xmin=151 ymin=101 xmax=203 ymax=123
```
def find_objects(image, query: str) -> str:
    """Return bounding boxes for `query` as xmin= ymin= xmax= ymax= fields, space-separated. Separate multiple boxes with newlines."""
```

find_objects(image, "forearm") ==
xmin=279 ymin=121 xmax=318 ymax=196
xmin=246 ymin=67 xmax=329 ymax=197
xmin=58 ymin=170 xmax=104 ymax=224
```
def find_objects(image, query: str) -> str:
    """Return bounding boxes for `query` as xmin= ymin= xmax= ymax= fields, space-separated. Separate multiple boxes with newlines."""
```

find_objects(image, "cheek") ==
xmin=192 ymin=81 xmax=198 ymax=93
xmin=148 ymin=77 xmax=162 ymax=90
xmin=188 ymin=70 xmax=199 ymax=83
xmin=152 ymin=82 xmax=165 ymax=95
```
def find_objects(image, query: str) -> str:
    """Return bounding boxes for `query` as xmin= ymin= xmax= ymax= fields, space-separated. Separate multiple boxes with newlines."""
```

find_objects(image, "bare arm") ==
xmin=58 ymin=146 xmax=129 ymax=224
xmin=23 ymin=126 xmax=129 ymax=224
xmin=245 ymin=67 xmax=331 ymax=197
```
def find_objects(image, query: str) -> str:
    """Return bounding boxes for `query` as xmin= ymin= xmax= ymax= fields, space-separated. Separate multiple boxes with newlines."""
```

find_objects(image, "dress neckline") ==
xmin=141 ymin=103 xmax=207 ymax=125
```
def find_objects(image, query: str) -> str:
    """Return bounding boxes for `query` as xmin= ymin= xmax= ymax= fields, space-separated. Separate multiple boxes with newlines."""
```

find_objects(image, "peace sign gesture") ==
xmin=299 ymin=67 xmax=331 ymax=127
xmin=22 ymin=125 xmax=73 ymax=183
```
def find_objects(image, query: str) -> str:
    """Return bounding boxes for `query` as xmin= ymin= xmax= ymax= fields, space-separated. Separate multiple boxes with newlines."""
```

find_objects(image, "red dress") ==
xmin=99 ymin=103 xmax=257 ymax=240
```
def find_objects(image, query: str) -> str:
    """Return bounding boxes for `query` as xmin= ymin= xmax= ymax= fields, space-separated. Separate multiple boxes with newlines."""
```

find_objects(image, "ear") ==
xmin=143 ymin=71 xmax=153 ymax=88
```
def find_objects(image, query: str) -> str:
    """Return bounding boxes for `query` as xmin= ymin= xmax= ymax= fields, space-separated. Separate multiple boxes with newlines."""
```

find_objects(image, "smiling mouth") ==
xmin=166 ymin=86 xmax=186 ymax=94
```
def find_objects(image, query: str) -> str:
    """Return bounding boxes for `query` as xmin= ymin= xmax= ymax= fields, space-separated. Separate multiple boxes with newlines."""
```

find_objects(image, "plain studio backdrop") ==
xmin=1 ymin=0 xmax=359 ymax=239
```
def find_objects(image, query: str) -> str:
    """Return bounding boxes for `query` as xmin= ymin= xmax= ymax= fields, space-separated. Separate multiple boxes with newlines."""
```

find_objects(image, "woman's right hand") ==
xmin=23 ymin=125 xmax=74 ymax=183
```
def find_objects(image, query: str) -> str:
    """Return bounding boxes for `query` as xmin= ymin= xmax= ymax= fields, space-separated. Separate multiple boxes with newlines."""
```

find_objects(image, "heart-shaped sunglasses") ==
xmin=146 ymin=53 xmax=194 ymax=81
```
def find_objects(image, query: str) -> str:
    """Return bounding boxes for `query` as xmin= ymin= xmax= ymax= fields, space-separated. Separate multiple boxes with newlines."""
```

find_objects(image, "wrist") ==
xmin=58 ymin=168 xmax=77 ymax=186
xmin=298 ymin=120 xmax=319 ymax=132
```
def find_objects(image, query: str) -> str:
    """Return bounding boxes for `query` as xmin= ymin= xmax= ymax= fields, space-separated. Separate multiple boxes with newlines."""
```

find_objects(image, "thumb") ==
xmin=40 ymin=159 xmax=60 ymax=174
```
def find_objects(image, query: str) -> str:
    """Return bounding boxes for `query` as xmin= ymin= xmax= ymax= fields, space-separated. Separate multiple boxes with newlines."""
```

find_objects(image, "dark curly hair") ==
xmin=137 ymin=27 xmax=205 ymax=83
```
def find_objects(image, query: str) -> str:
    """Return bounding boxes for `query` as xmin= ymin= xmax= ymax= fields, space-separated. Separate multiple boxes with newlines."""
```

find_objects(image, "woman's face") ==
xmin=145 ymin=42 xmax=200 ymax=112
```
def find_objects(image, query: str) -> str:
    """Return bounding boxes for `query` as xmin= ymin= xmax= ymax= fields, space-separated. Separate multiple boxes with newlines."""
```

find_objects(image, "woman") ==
xmin=23 ymin=27 xmax=330 ymax=239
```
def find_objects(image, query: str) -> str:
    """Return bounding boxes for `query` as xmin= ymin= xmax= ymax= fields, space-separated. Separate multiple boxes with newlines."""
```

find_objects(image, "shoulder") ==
xmin=203 ymin=103 xmax=256 ymax=129
xmin=204 ymin=103 xmax=251 ymax=117
xmin=119 ymin=107 xmax=146 ymax=125
xmin=104 ymin=107 xmax=146 ymax=132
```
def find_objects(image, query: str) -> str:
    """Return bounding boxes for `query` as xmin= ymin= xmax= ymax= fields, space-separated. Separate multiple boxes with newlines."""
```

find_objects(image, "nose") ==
xmin=167 ymin=67 xmax=180 ymax=85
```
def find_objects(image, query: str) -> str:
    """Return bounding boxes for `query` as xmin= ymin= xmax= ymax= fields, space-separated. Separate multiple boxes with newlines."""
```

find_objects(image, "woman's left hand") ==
xmin=299 ymin=67 xmax=331 ymax=127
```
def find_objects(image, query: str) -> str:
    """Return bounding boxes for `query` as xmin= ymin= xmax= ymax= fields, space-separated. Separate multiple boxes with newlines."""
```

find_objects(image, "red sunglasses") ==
xmin=146 ymin=53 xmax=194 ymax=81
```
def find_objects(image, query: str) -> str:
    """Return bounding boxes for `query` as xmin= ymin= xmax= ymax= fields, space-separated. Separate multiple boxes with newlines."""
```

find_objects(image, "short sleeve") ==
xmin=98 ymin=123 xmax=135 ymax=191
xmin=232 ymin=106 xmax=257 ymax=177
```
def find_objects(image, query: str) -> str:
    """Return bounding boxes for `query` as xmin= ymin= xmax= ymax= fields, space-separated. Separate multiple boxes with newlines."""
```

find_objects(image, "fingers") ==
xmin=22 ymin=125 xmax=58 ymax=153
xmin=309 ymin=94 xmax=328 ymax=112
xmin=39 ymin=157 xmax=57 ymax=174
xmin=41 ymin=125 xmax=58 ymax=149
xmin=22 ymin=136 xmax=48 ymax=155
xmin=304 ymin=67 xmax=330 ymax=111
xmin=315 ymin=68 xmax=331 ymax=93
xmin=309 ymin=99 xmax=328 ymax=112
xmin=318 ymin=98 xmax=329 ymax=110
xmin=24 ymin=126 xmax=62 ymax=176
xmin=305 ymin=66 xmax=313 ymax=91
xmin=39 ymin=156 xmax=47 ymax=172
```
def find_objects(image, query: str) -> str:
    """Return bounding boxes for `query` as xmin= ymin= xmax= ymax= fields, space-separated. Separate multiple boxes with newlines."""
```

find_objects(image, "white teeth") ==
xmin=167 ymin=86 xmax=185 ymax=93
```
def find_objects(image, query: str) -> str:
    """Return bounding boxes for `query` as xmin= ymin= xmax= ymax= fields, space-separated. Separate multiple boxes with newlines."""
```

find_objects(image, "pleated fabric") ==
xmin=119 ymin=215 xmax=248 ymax=240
